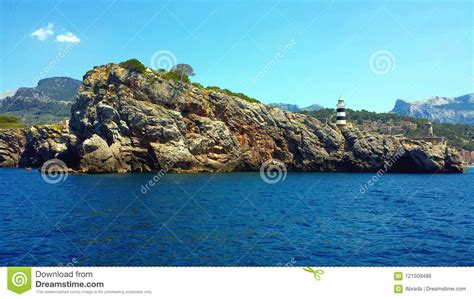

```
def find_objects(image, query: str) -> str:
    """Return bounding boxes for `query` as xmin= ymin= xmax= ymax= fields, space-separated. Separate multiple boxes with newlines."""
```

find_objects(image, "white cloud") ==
xmin=31 ymin=23 xmax=54 ymax=41
xmin=56 ymin=32 xmax=80 ymax=44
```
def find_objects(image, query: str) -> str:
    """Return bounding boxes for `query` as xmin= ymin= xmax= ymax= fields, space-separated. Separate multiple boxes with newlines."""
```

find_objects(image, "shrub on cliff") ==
xmin=0 ymin=115 xmax=23 ymax=128
xmin=119 ymin=59 xmax=146 ymax=74
xmin=191 ymin=82 xmax=204 ymax=89
xmin=158 ymin=63 xmax=195 ymax=85
xmin=172 ymin=64 xmax=195 ymax=80
xmin=206 ymin=86 xmax=260 ymax=104
xmin=161 ymin=70 xmax=191 ymax=84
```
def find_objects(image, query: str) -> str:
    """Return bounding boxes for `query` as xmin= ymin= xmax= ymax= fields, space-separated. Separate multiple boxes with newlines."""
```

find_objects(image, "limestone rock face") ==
xmin=0 ymin=129 xmax=26 ymax=167
xmin=391 ymin=94 xmax=474 ymax=126
xmin=18 ymin=121 xmax=78 ymax=169
xmin=79 ymin=134 xmax=122 ymax=173
xmin=0 ymin=63 xmax=466 ymax=174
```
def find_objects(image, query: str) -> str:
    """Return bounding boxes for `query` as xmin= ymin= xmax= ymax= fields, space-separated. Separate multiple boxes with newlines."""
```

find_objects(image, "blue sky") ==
xmin=0 ymin=0 xmax=472 ymax=112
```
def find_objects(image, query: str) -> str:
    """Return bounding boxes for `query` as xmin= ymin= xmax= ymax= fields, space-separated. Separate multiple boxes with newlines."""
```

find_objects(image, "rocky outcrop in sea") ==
xmin=0 ymin=62 xmax=466 ymax=173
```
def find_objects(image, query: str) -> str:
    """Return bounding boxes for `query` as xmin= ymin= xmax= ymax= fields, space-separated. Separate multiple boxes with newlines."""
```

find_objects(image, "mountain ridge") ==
xmin=268 ymin=102 xmax=324 ymax=112
xmin=391 ymin=93 xmax=474 ymax=125
xmin=0 ymin=77 xmax=81 ymax=124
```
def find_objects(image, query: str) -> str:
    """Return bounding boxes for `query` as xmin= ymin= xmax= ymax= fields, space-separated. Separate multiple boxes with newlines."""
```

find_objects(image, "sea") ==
xmin=0 ymin=167 xmax=472 ymax=266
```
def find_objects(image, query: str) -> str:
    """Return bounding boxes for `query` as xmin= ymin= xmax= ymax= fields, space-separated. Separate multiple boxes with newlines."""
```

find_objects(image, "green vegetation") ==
xmin=153 ymin=62 xmax=259 ymax=104
xmin=206 ymin=86 xmax=260 ymax=104
xmin=35 ymin=77 xmax=81 ymax=101
xmin=173 ymin=64 xmax=195 ymax=78
xmin=160 ymin=70 xmax=191 ymax=84
xmin=160 ymin=73 xmax=260 ymax=104
xmin=304 ymin=108 xmax=416 ymax=124
xmin=0 ymin=115 xmax=24 ymax=128
xmin=191 ymin=82 xmax=204 ymax=89
xmin=44 ymin=123 xmax=65 ymax=131
xmin=427 ymin=123 xmax=474 ymax=151
xmin=0 ymin=97 xmax=71 ymax=126
xmin=303 ymin=108 xmax=474 ymax=151
xmin=119 ymin=59 xmax=146 ymax=74
xmin=156 ymin=64 xmax=195 ymax=84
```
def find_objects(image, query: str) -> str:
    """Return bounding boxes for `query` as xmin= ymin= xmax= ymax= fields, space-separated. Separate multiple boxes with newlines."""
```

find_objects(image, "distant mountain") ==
xmin=0 ymin=77 xmax=81 ymax=124
xmin=301 ymin=104 xmax=324 ymax=111
xmin=391 ymin=93 xmax=474 ymax=125
xmin=269 ymin=103 xmax=324 ymax=112
xmin=35 ymin=77 xmax=81 ymax=101
xmin=0 ymin=90 xmax=16 ymax=100
xmin=268 ymin=103 xmax=300 ymax=112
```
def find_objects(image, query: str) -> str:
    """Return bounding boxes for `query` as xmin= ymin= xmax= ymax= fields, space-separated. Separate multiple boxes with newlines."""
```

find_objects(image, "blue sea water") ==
xmin=0 ymin=168 xmax=472 ymax=266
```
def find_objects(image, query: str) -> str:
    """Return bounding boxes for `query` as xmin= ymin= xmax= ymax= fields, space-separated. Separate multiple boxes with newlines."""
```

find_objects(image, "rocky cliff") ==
xmin=0 ymin=129 xmax=26 ymax=167
xmin=0 ymin=62 xmax=466 ymax=173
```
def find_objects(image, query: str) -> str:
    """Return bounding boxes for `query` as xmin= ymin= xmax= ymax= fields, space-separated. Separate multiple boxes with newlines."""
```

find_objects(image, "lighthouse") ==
xmin=336 ymin=96 xmax=347 ymax=128
xmin=426 ymin=121 xmax=434 ymax=137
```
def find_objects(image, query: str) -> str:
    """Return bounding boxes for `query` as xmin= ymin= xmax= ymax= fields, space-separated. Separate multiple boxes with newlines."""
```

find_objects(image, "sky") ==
xmin=0 ymin=0 xmax=472 ymax=112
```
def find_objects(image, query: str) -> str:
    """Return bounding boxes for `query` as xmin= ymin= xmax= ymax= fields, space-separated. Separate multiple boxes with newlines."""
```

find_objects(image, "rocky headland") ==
xmin=0 ymin=61 xmax=466 ymax=173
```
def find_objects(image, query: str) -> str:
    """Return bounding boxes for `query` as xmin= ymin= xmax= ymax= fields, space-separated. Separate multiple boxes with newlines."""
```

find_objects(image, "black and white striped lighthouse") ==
xmin=336 ymin=96 xmax=347 ymax=128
